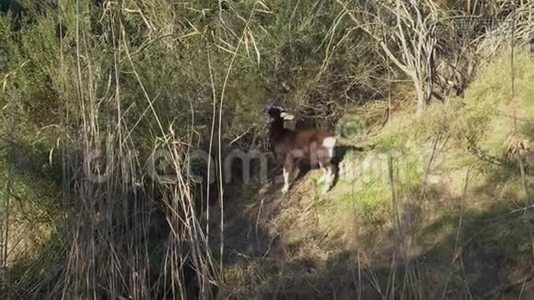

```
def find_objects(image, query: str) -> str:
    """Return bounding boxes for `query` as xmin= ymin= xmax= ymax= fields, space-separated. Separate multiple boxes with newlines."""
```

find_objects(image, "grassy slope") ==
xmin=221 ymin=51 xmax=534 ymax=298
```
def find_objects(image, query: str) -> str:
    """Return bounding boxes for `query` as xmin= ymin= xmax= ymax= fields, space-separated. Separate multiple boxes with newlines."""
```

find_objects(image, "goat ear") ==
xmin=280 ymin=112 xmax=295 ymax=120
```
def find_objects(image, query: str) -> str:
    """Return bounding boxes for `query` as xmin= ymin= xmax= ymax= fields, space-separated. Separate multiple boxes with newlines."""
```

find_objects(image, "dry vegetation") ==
xmin=0 ymin=0 xmax=533 ymax=299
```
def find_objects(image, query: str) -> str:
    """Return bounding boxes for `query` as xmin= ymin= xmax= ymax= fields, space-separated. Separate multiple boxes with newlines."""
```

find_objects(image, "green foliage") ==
xmin=317 ymin=147 xmax=424 ymax=243
xmin=463 ymin=52 xmax=534 ymax=154
xmin=0 ymin=0 xmax=387 ymax=296
xmin=2 ymin=0 xmax=534 ymax=298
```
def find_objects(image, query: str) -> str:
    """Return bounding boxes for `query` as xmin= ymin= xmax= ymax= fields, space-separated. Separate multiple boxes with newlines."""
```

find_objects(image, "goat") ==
xmin=266 ymin=105 xmax=337 ymax=193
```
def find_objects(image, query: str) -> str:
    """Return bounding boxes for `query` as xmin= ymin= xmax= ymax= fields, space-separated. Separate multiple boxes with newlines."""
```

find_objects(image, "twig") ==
xmin=519 ymin=157 xmax=534 ymax=260
xmin=441 ymin=167 xmax=471 ymax=299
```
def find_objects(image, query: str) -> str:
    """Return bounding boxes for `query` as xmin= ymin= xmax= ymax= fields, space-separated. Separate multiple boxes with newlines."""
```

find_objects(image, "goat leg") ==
xmin=321 ymin=163 xmax=335 ymax=193
xmin=317 ymin=162 xmax=327 ymax=183
xmin=281 ymin=165 xmax=291 ymax=194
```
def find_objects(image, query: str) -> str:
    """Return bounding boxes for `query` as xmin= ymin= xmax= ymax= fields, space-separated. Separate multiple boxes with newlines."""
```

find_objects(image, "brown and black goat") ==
xmin=266 ymin=105 xmax=337 ymax=193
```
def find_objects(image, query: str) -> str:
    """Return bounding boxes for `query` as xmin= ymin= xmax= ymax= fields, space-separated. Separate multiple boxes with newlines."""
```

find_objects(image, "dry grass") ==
xmin=1 ymin=1 xmax=534 ymax=299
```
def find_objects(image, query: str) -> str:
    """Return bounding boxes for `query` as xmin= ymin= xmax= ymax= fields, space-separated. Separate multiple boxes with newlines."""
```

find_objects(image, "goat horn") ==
xmin=280 ymin=112 xmax=294 ymax=120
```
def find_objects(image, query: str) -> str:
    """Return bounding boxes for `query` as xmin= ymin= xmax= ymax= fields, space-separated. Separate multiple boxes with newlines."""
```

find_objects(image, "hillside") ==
xmin=211 ymin=52 xmax=534 ymax=298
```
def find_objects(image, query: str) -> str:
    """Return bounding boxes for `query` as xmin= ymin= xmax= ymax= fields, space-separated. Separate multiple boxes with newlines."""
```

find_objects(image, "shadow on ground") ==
xmin=211 ymin=140 xmax=534 ymax=299
xmin=5 ymin=137 xmax=534 ymax=299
